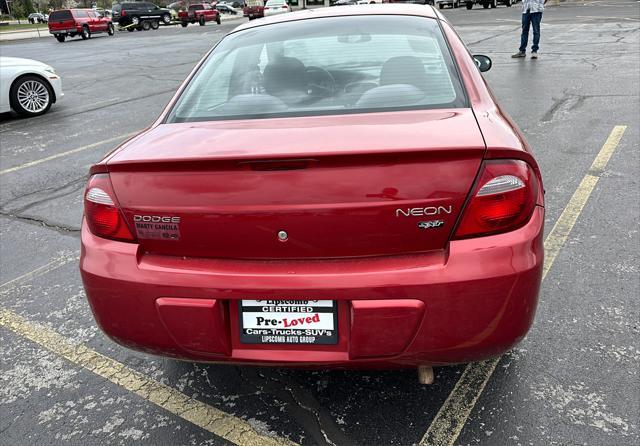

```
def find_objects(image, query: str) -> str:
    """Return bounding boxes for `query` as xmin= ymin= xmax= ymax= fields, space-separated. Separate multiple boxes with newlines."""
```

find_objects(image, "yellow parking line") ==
xmin=0 ymin=131 xmax=139 ymax=175
xmin=420 ymin=125 xmax=627 ymax=446
xmin=0 ymin=308 xmax=297 ymax=446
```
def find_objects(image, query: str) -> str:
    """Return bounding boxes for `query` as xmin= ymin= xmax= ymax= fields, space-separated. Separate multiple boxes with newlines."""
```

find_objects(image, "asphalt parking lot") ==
xmin=0 ymin=1 xmax=638 ymax=445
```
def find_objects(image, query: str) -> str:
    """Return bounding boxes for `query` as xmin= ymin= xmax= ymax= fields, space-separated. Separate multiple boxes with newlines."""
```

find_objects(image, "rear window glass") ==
xmin=49 ymin=10 xmax=73 ymax=21
xmin=190 ymin=5 xmax=204 ymax=10
xmin=167 ymin=15 xmax=466 ymax=123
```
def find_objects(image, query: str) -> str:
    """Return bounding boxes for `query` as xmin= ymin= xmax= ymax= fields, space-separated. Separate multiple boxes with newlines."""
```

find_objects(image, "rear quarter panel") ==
xmin=441 ymin=21 xmax=542 ymax=180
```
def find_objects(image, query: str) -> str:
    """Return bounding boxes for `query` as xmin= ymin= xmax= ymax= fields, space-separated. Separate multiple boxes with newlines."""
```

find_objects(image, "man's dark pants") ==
xmin=519 ymin=11 xmax=543 ymax=52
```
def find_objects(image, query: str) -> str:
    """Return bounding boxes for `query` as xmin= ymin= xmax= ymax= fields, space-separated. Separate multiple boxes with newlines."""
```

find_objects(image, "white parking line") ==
xmin=0 ymin=131 xmax=139 ymax=175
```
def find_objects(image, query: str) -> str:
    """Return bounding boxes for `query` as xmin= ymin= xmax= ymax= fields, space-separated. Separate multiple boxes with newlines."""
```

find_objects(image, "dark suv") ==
xmin=112 ymin=2 xmax=172 ymax=26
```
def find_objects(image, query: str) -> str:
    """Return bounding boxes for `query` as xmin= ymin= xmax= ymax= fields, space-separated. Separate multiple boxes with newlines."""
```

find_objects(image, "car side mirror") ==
xmin=473 ymin=55 xmax=492 ymax=72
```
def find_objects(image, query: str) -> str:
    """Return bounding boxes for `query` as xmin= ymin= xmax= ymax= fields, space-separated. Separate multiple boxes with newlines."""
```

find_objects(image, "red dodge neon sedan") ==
xmin=80 ymin=5 xmax=544 ymax=379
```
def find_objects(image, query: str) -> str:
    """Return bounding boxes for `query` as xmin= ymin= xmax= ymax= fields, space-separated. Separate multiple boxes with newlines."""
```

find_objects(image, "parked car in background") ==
xmin=179 ymin=3 xmax=221 ymax=26
xmin=80 ymin=5 xmax=544 ymax=376
xmin=331 ymin=0 xmax=358 ymax=5
xmin=28 ymin=13 xmax=48 ymax=23
xmin=112 ymin=2 xmax=172 ymax=27
xmin=216 ymin=3 xmax=238 ymax=14
xmin=465 ymin=0 xmax=516 ymax=9
xmin=0 ymin=57 xmax=63 ymax=117
xmin=48 ymin=9 xmax=115 ymax=42
xmin=436 ymin=0 xmax=459 ymax=8
xmin=243 ymin=0 xmax=264 ymax=20
xmin=263 ymin=0 xmax=289 ymax=16
xmin=381 ymin=0 xmax=434 ymax=4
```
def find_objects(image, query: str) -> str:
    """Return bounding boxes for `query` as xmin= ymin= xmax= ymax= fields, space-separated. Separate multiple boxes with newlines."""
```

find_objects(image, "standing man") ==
xmin=512 ymin=0 xmax=548 ymax=59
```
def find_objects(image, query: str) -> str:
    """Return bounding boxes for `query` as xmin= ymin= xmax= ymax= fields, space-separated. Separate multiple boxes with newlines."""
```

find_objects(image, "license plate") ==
xmin=239 ymin=300 xmax=338 ymax=345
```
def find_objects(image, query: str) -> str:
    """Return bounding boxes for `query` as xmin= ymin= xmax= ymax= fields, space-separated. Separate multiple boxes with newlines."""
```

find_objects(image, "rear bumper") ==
xmin=49 ymin=28 xmax=80 ymax=35
xmin=80 ymin=206 xmax=544 ymax=368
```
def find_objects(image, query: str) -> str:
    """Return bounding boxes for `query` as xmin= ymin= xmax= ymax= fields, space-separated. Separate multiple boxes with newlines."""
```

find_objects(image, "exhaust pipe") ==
xmin=417 ymin=366 xmax=434 ymax=385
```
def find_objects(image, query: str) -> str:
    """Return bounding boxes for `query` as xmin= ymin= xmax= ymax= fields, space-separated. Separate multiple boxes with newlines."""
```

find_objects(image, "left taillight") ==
xmin=453 ymin=159 xmax=540 ymax=239
xmin=84 ymin=173 xmax=135 ymax=242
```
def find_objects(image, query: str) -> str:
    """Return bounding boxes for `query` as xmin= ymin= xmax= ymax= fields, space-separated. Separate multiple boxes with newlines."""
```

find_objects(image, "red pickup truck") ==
xmin=179 ymin=4 xmax=221 ymax=26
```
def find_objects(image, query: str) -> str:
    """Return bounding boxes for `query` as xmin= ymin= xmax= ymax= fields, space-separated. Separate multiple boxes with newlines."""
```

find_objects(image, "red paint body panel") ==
xmin=108 ymin=110 xmax=485 ymax=259
xmin=156 ymin=298 xmax=230 ymax=355
xmin=350 ymin=300 xmax=425 ymax=359
xmin=81 ymin=5 xmax=545 ymax=368
xmin=80 ymin=207 xmax=543 ymax=367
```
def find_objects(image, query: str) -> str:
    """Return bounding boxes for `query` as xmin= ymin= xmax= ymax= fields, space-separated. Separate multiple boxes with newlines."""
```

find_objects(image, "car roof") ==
xmin=233 ymin=4 xmax=441 ymax=33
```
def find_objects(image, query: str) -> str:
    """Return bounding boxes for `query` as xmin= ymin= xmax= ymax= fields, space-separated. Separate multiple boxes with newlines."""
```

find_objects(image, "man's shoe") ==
xmin=531 ymin=52 xmax=538 ymax=59
xmin=511 ymin=51 xmax=526 ymax=58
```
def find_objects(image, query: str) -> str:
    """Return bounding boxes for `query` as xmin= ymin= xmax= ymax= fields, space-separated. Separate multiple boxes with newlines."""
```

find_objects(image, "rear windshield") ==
xmin=49 ymin=10 xmax=73 ymax=21
xmin=167 ymin=15 xmax=466 ymax=123
xmin=190 ymin=5 xmax=204 ymax=10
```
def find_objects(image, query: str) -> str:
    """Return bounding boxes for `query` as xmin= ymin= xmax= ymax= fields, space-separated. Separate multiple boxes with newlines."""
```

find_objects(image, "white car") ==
xmin=263 ymin=0 xmax=290 ymax=16
xmin=0 ymin=57 xmax=63 ymax=117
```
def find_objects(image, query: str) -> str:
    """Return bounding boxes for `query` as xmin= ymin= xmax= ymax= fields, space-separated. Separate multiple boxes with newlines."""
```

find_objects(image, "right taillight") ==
xmin=84 ymin=173 xmax=135 ymax=242
xmin=453 ymin=159 xmax=540 ymax=239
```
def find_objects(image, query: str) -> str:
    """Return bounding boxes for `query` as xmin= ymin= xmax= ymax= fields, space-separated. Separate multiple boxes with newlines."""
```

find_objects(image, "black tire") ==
xmin=127 ymin=27 xmax=135 ymax=32
xmin=55 ymin=34 xmax=65 ymax=43
xmin=491 ymin=0 xmax=496 ymax=7
xmin=439 ymin=2 xmax=444 ymax=8
xmin=142 ymin=20 xmax=151 ymax=30
xmin=466 ymin=1 xmax=473 ymax=9
xmin=483 ymin=2 xmax=489 ymax=8
xmin=10 ymin=75 xmax=53 ymax=117
xmin=216 ymin=15 xmax=221 ymax=25
xmin=181 ymin=22 xmax=188 ymax=27
xmin=150 ymin=20 xmax=159 ymax=29
xmin=136 ymin=25 xmax=143 ymax=31
xmin=505 ymin=0 xmax=511 ymax=6
xmin=199 ymin=15 xmax=205 ymax=26
xmin=107 ymin=23 xmax=115 ymax=35
xmin=161 ymin=13 xmax=171 ymax=24
xmin=453 ymin=1 xmax=459 ymax=8
xmin=81 ymin=25 xmax=90 ymax=39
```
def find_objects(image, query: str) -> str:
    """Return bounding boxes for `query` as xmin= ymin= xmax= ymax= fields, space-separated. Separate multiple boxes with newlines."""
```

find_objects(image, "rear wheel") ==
xmin=55 ymin=34 xmax=65 ymax=43
xmin=10 ymin=75 xmax=53 ymax=117
xmin=505 ymin=0 xmax=511 ymax=6
xmin=216 ymin=15 xmax=221 ymax=25
xmin=439 ymin=2 xmax=444 ymax=8
xmin=107 ymin=23 xmax=115 ymax=35
xmin=150 ymin=20 xmax=159 ymax=29
xmin=180 ymin=22 xmax=188 ymax=27
xmin=127 ymin=27 xmax=135 ymax=32
xmin=466 ymin=1 xmax=473 ymax=9
xmin=161 ymin=13 xmax=171 ymax=24
xmin=483 ymin=1 xmax=489 ymax=8
xmin=81 ymin=25 xmax=90 ymax=39
xmin=491 ymin=0 xmax=496 ymax=7
xmin=453 ymin=1 xmax=459 ymax=8
xmin=199 ymin=16 xmax=205 ymax=26
xmin=142 ymin=20 xmax=151 ymax=30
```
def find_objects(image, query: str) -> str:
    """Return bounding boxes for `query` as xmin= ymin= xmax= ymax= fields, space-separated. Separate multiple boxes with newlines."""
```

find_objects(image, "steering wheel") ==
xmin=305 ymin=66 xmax=336 ymax=98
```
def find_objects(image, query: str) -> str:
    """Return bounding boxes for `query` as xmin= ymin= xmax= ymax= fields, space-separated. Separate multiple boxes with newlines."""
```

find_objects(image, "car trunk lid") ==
xmin=107 ymin=109 xmax=485 ymax=259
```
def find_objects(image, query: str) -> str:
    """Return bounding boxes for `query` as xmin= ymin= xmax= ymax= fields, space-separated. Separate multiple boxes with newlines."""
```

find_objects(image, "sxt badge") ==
xmin=418 ymin=220 xmax=444 ymax=229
